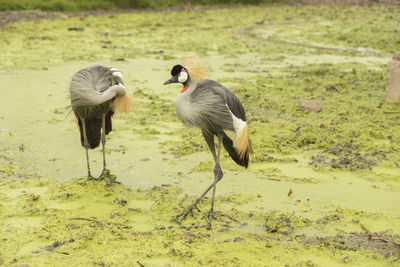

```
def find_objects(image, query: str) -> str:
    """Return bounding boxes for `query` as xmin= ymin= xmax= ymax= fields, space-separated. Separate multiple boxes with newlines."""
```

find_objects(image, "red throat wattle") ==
xmin=181 ymin=84 xmax=189 ymax=93
xmin=180 ymin=68 xmax=188 ymax=93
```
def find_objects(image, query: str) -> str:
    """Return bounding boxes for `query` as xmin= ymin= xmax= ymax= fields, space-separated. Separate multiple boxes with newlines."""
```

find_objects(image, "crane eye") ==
xmin=178 ymin=71 xmax=188 ymax=83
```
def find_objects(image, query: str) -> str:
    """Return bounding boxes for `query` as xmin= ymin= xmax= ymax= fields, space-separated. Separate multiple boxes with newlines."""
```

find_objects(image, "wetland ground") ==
xmin=0 ymin=3 xmax=400 ymax=266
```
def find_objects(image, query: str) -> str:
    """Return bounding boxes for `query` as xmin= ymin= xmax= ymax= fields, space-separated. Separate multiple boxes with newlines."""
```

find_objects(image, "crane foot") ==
xmin=86 ymin=173 xmax=95 ymax=181
xmin=98 ymin=169 xmax=110 ymax=180
xmin=206 ymin=209 xmax=218 ymax=229
xmin=98 ymin=169 xmax=117 ymax=186
xmin=173 ymin=203 xmax=201 ymax=223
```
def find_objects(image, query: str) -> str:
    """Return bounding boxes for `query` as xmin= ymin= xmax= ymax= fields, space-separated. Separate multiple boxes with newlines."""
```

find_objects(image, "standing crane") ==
xmin=163 ymin=59 xmax=251 ymax=227
xmin=70 ymin=65 xmax=133 ymax=184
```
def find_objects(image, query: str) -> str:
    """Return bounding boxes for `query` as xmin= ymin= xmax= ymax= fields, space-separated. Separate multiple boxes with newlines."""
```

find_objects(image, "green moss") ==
xmin=192 ymin=160 xmax=214 ymax=172
xmin=1 ymin=178 xmax=398 ymax=266
xmin=1 ymin=5 xmax=399 ymax=70
xmin=1 ymin=4 xmax=400 ymax=266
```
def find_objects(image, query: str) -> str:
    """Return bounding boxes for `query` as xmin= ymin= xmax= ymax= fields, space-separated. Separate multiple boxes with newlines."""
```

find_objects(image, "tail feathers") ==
xmin=233 ymin=123 xmax=250 ymax=160
xmin=111 ymin=93 xmax=134 ymax=114
xmin=78 ymin=111 xmax=113 ymax=149
xmin=222 ymin=132 xmax=250 ymax=168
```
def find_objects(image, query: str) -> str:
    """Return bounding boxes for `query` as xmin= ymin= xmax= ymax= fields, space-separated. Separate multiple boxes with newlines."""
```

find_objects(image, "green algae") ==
xmin=1 ymin=4 xmax=400 ymax=266
xmin=0 ymin=5 xmax=399 ymax=70
xmin=1 ymin=177 xmax=399 ymax=266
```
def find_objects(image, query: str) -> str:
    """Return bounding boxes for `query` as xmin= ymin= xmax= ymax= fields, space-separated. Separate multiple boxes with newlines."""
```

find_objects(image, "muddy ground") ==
xmin=1 ymin=3 xmax=400 ymax=267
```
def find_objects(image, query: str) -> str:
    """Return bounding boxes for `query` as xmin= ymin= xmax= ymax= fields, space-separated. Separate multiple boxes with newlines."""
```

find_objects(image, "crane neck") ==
xmin=180 ymin=80 xmax=196 ymax=95
xmin=98 ymin=84 xmax=126 ymax=103
xmin=110 ymin=84 xmax=126 ymax=97
xmin=181 ymin=84 xmax=189 ymax=93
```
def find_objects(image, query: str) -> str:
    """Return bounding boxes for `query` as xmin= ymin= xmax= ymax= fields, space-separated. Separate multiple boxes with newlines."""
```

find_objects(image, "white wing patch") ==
xmin=227 ymin=105 xmax=249 ymax=158
xmin=227 ymin=105 xmax=246 ymax=134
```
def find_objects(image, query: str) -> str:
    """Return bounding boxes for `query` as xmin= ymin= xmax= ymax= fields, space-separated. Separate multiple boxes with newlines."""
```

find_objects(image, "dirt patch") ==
xmin=0 ymin=11 xmax=66 ymax=27
xmin=309 ymin=153 xmax=379 ymax=170
xmin=309 ymin=142 xmax=390 ymax=170
xmin=299 ymin=100 xmax=323 ymax=112
xmin=305 ymin=232 xmax=400 ymax=259
xmin=0 ymin=10 xmax=132 ymax=27
xmin=1 ymin=0 xmax=399 ymax=28
xmin=287 ymin=0 xmax=400 ymax=5
xmin=264 ymin=211 xmax=312 ymax=235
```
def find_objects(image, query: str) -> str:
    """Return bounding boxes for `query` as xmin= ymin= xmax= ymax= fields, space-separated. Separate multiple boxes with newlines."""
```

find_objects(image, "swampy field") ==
xmin=1 ymin=3 xmax=400 ymax=266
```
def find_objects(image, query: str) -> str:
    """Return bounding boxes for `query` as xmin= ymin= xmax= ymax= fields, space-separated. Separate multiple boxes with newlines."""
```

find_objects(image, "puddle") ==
xmin=3 ymin=186 xmax=49 ymax=198
xmin=373 ymin=167 xmax=400 ymax=177
xmin=16 ymin=240 xmax=50 ymax=257
xmin=5 ymin=216 xmax=43 ymax=228
xmin=47 ymin=199 xmax=116 ymax=218
xmin=127 ymin=199 xmax=154 ymax=210
xmin=128 ymin=213 xmax=156 ymax=232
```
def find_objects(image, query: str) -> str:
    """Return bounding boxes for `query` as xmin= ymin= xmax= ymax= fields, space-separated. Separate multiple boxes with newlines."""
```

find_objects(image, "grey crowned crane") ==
xmin=164 ymin=59 xmax=251 ymax=227
xmin=70 ymin=65 xmax=133 ymax=184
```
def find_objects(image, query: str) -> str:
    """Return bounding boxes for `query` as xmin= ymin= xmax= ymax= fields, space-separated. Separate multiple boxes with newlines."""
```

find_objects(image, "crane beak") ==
xmin=163 ymin=75 xmax=178 ymax=85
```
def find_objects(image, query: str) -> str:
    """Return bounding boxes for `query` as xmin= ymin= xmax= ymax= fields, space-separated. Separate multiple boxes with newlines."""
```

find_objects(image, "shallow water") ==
xmin=1 ymin=56 xmax=399 ymax=265
xmin=2 ymin=58 xmax=398 ymax=219
xmin=1 ymin=4 xmax=400 ymax=266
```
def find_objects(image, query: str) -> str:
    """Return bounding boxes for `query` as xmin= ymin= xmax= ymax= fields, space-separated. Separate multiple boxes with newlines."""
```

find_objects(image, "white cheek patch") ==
xmin=111 ymin=68 xmax=124 ymax=84
xmin=178 ymin=72 xmax=188 ymax=83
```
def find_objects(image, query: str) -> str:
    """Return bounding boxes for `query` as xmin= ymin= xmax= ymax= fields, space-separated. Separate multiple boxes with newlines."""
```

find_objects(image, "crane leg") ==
xmin=174 ymin=131 xmax=224 ymax=226
xmin=81 ymin=118 xmax=93 ymax=180
xmin=98 ymin=113 xmax=114 ymax=185
xmin=101 ymin=113 xmax=107 ymax=172
xmin=207 ymin=133 xmax=223 ymax=228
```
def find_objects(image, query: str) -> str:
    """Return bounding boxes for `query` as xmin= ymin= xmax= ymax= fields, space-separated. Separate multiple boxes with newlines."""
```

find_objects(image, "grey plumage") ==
xmin=164 ymin=63 xmax=251 ymax=227
xmin=175 ymin=78 xmax=250 ymax=167
xmin=69 ymin=65 xmax=130 ymax=183
xmin=70 ymin=65 xmax=126 ymax=118
xmin=180 ymin=79 xmax=246 ymax=133
xmin=201 ymin=81 xmax=250 ymax=167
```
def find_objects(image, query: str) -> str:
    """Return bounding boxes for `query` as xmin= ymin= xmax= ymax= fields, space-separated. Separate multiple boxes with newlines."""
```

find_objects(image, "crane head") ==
xmin=110 ymin=68 xmax=124 ymax=85
xmin=163 ymin=64 xmax=189 ymax=85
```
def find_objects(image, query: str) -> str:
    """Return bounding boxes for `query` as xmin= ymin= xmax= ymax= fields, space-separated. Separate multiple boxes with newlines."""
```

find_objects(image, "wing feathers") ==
xmin=222 ymin=132 xmax=249 ymax=168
